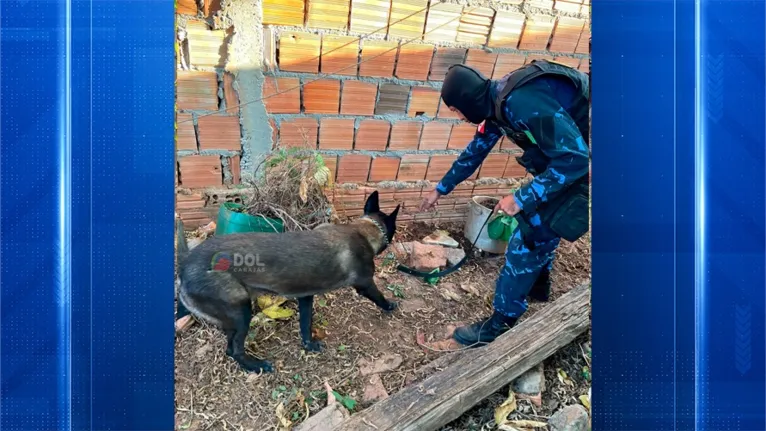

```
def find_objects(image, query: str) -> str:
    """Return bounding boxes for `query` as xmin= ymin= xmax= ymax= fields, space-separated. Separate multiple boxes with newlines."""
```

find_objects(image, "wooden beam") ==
xmin=332 ymin=283 xmax=591 ymax=431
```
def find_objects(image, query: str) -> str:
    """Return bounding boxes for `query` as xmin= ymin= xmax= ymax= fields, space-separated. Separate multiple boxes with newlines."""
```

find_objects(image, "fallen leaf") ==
xmin=501 ymin=419 xmax=548 ymax=429
xmin=299 ymin=178 xmax=309 ymax=202
xmin=579 ymin=394 xmax=591 ymax=411
xmin=494 ymin=391 xmax=517 ymax=425
xmin=312 ymin=327 xmax=327 ymax=340
xmin=440 ymin=289 xmax=461 ymax=301
xmin=275 ymin=402 xmax=292 ymax=429
xmin=258 ymin=294 xmax=287 ymax=310
xmin=262 ymin=305 xmax=295 ymax=320
xmin=557 ymin=368 xmax=574 ymax=387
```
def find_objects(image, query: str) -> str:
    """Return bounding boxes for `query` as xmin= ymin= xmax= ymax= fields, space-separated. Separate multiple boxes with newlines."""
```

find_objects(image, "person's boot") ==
xmin=452 ymin=311 xmax=518 ymax=347
xmin=528 ymin=268 xmax=551 ymax=302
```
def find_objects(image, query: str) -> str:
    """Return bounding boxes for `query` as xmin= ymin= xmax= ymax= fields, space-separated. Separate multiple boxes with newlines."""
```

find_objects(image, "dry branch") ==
xmin=331 ymin=283 xmax=591 ymax=431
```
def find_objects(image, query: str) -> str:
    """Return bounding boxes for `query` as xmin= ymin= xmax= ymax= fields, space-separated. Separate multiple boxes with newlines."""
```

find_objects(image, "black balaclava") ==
xmin=440 ymin=64 xmax=494 ymax=124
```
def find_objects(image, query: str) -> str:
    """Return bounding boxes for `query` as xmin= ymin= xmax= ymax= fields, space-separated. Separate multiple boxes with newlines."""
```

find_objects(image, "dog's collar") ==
xmin=360 ymin=215 xmax=389 ymax=253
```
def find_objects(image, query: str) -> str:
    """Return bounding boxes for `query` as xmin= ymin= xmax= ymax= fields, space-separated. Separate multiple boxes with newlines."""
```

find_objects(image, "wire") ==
xmin=177 ymin=1 xmax=475 ymax=125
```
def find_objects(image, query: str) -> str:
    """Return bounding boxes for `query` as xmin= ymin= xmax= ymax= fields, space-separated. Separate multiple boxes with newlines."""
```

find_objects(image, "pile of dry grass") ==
xmin=242 ymin=147 xmax=335 ymax=232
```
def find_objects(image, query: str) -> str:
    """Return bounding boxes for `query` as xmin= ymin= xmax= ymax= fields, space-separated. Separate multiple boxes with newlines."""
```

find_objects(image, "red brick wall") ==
xmin=175 ymin=0 xmax=591 ymax=229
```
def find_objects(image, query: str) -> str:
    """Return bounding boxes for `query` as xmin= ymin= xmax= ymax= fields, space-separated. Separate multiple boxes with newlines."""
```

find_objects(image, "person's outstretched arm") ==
xmin=435 ymin=122 xmax=502 ymax=195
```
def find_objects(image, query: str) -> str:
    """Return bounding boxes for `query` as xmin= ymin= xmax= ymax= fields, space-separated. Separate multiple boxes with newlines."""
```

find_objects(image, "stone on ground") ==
xmin=513 ymin=363 xmax=545 ymax=395
xmin=408 ymin=242 xmax=447 ymax=271
xmin=362 ymin=374 xmax=389 ymax=403
xmin=422 ymin=230 xmax=460 ymax=248
xmin=358 ymin=353 xmax=404 ymax=376
xmin=445 ymin=247 xmax=466 ymax=266
xmin=548 ymin=404 xmax=590 ymax=431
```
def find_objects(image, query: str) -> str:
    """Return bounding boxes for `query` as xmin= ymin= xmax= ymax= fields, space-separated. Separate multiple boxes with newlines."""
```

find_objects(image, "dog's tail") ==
xmin=175 ymin=215 xmax=192 ymax=320
xmin=176 ymin=215 xmax=190 ymax=265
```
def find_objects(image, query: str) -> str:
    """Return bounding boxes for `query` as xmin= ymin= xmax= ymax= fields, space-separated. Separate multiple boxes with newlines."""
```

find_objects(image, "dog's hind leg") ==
xmin=226 ymin=300 xmax=274 ymax=373
xmin=353 ymin=278 xmax=398 ymax=313
xmin=297 ymin=296 xmax=323 ymax=352
xmin=176 ymin=298 xmax=191 ymax=320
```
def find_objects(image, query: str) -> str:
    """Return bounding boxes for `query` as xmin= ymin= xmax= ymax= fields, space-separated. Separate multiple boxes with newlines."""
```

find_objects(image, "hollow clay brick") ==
xmin=263 ymin=77 xmax=301 ymax=114
xmin=549 ymin=17 xmax=585 ymax=53
xmin=319 ymin=118 xmax=355 ymax=150
xmin=176 ymin=113 xmax=197 ymax=151
xmin=425 ymin=154 xmax=457 ymax=181
xmin=197 ymin=115 xmax=241 ymax=151
xmin=279 ymin=32 xmax=321 ymax=73
xmin=418 ymin=122 xmax=451 ymax=150
xmin=388 ymin=0 xmax=429 ymax=39
xmin=429 ymin=47 xmax=466 ymax=81
xmin=464 ymin=49 xmax=497 ymax=79
xmin=350 ymin=0 xmax=391 ymax=35
xmin=307 ymin=0 xmax=351 ymax=30
xmin=359 ymin=40 xmax=398 ymax=78
xmin=340 ymin=80 xmax=377 ymax=116
xmin=487 ymin=10 xmax=525 ymax=49
xmin=369 ymin=157 xmax=401 ymax=181
xmin=337 ymin=154 xmax=372 ymax=183
xmin=478 ymin=154 xmax=509 ymax=178
xmin=303 ymin=79 xmax=341 ymax=114
xmin=375 ymin=84 xmax=410 ymax=115
xmin=179 ymin=155 xmax=222 ymax=187
xmin=492 ymin=53 xmax=526 ymax=79
xmin=388 ymin=121 xmax=423 ymax=150
xmin=263 ymin=0 xmax=305 ymax=26
xmin=519 ymin=15 xmax=555 ymax=51
xmin=408 ymin=86 xmax=440 ymax=117
xmin=321 ymin=35 xmax=360 ymax=76
xmin=397 ymin=154 xmax=430 ymax=181
xmin=355 ymin=119 xmax=391 ymax=150
xmin=280 ymin=118 xmax=319 ymax=148
xmin=395 ymin=43 xmax=434 ymax=81
xmin=177 ymin=71 xmax=218 ymax=111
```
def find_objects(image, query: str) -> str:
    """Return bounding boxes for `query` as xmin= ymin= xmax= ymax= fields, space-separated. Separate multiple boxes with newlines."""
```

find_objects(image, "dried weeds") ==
xmin=241 ymin=147 xmax=335 ymax=232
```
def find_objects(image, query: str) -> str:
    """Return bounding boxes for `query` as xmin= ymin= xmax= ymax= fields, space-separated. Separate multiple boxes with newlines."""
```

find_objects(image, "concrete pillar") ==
xmin=223 ymin=0 xmax=271 ymax=183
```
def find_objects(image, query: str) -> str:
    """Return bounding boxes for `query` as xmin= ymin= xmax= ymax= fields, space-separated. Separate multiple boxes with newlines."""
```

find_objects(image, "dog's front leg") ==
xmin=354 ymin=279 xmax=398 ymax=313
xmin=297 ymin=296 xmax=323 ymax=352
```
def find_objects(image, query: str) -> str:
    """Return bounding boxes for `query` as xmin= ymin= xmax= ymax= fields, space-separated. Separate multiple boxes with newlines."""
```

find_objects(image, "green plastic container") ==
xmin=487 ymin=211 xmax=518 ymax=242
xmin=215 ymin=202 xmax=284 ymax=235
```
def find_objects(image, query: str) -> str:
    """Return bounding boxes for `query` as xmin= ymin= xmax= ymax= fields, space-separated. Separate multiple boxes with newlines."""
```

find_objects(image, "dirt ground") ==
xmin=174 ymin=221 xmax=591 ymax=431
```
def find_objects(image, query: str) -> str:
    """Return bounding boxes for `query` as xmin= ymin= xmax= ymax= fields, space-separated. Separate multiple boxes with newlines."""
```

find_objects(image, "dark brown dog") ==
xmin=176 ymin=191 xmax=400 ymax=373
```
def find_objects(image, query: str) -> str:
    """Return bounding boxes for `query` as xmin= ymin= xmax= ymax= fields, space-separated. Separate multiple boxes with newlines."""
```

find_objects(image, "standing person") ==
xmin=419 ymin=60 xmax=590 ymax=347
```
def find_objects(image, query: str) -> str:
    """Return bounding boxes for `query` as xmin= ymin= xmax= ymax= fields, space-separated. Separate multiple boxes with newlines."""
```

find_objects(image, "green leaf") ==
xmin=332 ymin=391 xmax=357 ymax=411
xmin=318 ymin=299 xmax=327 ymax=307
xmin=337 ymin=344 xmax=347 ymax=352
xmin=278 ymin=385 xmax=287 ymax=391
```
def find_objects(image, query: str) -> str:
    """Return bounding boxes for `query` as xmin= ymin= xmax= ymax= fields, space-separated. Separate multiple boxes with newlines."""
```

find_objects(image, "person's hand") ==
xmin=419 ymin=189 xmax=442 ymax=212
xmin=495 ymin=194 xmax=521 ymax=216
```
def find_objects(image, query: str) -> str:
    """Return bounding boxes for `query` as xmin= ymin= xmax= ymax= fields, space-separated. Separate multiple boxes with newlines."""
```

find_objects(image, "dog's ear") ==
xmin=364 ymin=190 xmax=380 ymax=214
xmin=388 ymin=204 xmax=400 ymax=221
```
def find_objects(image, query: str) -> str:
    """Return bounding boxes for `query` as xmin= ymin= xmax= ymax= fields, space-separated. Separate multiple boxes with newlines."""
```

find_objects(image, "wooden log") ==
xmin=332 ymin=283 xmax=591 ymax=431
